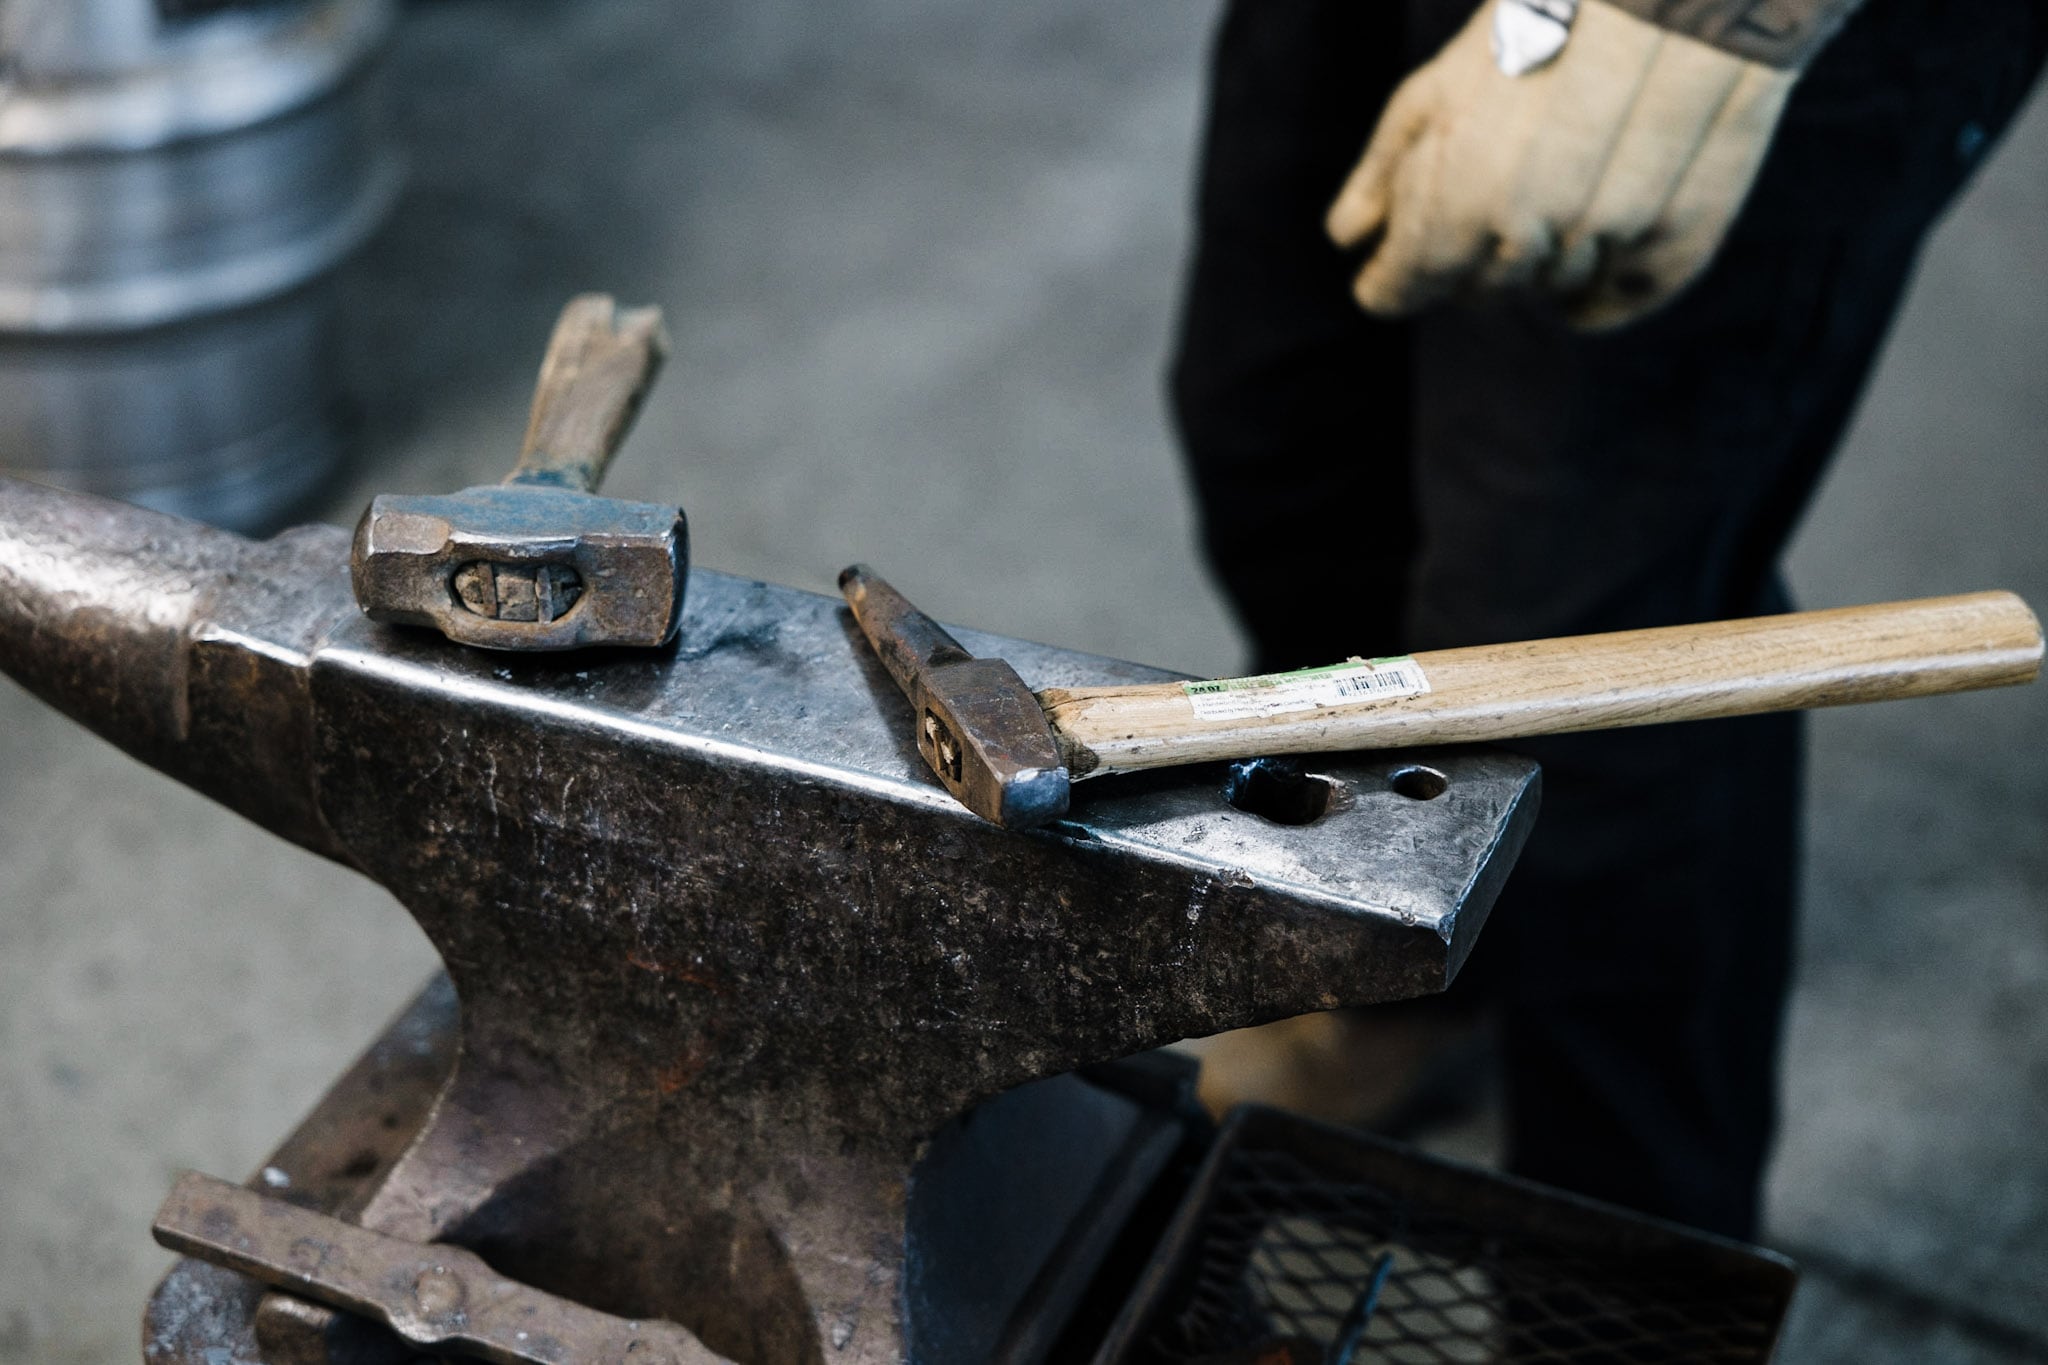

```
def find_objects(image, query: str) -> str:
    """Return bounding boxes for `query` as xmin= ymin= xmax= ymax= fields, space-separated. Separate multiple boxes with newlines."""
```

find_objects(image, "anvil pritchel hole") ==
xmin=1389 ymin=764 xmax=1450 ymax=801
xmin=1224 ymin=758 xmax=1338 ymax=826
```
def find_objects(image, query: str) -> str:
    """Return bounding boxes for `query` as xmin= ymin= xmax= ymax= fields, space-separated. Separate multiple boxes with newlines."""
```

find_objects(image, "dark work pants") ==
xmin=1172 ymin=0 xmax=2047 ymax=1239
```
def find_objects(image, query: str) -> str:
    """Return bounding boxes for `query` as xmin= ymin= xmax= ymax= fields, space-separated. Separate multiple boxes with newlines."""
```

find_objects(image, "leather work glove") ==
xmin=1326 ymin=0 xmax=1857 ymax=329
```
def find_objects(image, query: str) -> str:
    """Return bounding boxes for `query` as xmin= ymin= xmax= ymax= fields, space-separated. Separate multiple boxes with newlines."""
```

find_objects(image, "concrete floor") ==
xmin=2 ymin=0 xmax=2045 ymax=1359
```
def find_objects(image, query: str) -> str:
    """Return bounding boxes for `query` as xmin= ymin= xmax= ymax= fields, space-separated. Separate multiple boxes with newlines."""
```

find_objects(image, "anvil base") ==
xmin=143 ymin=976 xmax=1206 ymax=1365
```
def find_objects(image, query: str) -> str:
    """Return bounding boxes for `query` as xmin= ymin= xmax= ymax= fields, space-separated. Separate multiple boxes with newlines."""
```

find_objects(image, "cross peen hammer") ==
xmin=840 ymin=564 xmax=2044 ymax=829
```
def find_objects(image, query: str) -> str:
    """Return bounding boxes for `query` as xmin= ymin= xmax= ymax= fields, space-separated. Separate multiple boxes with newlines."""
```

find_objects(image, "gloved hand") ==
xmin=1325 ymin=0 xmax=1799 ymax=330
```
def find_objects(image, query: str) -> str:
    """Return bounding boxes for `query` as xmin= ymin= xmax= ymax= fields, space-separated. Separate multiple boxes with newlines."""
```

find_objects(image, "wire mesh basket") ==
xmin=1091 ymin=1105 xmax=1797 ymax=1365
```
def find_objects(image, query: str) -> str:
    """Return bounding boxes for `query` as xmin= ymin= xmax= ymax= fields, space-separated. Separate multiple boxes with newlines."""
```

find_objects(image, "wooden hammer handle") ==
xmin=1041 ymin=591 xmax=2044 ymax=778
xmin=508 ymin=293 xmax=669 ymax=492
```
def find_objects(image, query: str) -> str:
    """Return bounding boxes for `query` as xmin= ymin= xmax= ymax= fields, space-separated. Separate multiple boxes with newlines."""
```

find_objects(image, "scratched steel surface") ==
xmin=330 ymin=556 xmax=1539 ymax=955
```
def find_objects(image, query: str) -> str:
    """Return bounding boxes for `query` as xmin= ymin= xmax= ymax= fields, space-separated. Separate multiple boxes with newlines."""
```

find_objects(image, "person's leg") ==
xmin=1406 ymin=0 xmax=2048 ymax=1238
xmin=1170 ymin=0 xmax=1417 ymax=672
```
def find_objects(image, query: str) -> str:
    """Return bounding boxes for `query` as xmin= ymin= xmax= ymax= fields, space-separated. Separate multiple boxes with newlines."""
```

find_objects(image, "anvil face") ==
xmin=314 ymin=578 xmax=1538 ymax=1103
xmin=0 ymin=476 xmax=1539 ymax=1364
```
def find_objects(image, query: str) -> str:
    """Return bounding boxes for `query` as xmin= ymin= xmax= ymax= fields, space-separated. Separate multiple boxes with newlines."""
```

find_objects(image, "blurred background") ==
xmin=0 ymin=0 xmax=2043 ymax=1360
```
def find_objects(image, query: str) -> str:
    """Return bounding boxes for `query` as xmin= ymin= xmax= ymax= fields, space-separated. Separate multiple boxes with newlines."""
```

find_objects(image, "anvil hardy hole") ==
xmin=1389 ymin=764 xmax=1450 ymax=801
xmin=1224 ymin=758 xmax=1337 ymax=826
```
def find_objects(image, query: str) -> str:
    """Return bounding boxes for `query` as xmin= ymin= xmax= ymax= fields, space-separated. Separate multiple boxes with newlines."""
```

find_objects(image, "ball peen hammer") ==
xmin=351 ymin=294 xmax=686 ymax=650
xmin=840 ymin=565 xmax=2044 ymax=829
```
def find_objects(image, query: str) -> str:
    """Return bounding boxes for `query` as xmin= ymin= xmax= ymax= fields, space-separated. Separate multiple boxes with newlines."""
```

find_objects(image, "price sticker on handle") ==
xmin=1181 ymin=657 xmax=1433 ymax=722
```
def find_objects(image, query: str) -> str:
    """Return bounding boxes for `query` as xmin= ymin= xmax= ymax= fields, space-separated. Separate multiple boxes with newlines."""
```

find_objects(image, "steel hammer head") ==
xmin=352 ymin=294 xmax=683 ymax=651
xmin=353 ymin=487 xmax=687 ymax=651
xmin=840 ymin=565 xmax=1068 ymax=828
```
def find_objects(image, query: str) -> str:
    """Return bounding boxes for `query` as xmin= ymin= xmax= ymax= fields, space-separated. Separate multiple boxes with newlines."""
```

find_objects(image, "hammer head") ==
xmin=352 ymin=485 xmax=687 ymax=651
xmin=840 ymin=565 xmax=1069 ymax=828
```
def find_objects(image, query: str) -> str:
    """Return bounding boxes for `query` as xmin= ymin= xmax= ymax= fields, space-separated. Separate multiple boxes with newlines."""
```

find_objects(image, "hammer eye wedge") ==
xmin=453 ymin=560 xmax=585 ymax=624
xmin=922 ymin=709 xmax=965 ymax=783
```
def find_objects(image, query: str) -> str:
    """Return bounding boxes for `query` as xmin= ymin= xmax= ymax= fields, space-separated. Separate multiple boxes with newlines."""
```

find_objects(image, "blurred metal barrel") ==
xmin=0 ymin=0 xmax=397 ymax=529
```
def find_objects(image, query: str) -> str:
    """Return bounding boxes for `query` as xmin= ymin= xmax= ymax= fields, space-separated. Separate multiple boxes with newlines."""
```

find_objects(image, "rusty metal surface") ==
xmin=0 ymin=475 xmax=1539 ymax=1365
xmin=143 ymin=978 xmax=1206 ymax=1365
xmin=156 ymin=1171 xmax=730 ymax=1365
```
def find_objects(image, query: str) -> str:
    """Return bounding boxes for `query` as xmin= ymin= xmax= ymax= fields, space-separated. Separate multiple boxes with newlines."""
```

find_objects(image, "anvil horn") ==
xmin=0 ymin=474 xmax=351 ymax=860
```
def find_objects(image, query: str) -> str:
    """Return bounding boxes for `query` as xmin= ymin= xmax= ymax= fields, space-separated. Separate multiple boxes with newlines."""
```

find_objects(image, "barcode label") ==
xmin=1182 ymin=656 xmax=1431 ymax=722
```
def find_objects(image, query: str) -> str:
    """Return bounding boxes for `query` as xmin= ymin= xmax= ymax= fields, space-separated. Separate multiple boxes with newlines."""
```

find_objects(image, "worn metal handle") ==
xmin=507 ymin=293 xmax=668 ymax=493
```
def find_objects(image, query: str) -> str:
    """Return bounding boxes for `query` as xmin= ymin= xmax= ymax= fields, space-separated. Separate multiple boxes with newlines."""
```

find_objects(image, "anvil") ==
xmin=0 ymin=475 xmax=1538 ymax=1364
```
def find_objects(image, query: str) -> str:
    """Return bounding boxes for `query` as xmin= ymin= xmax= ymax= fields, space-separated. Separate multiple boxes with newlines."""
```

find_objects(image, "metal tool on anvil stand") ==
xmin=0 ymin=472 xmax=1539 ymax=1363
